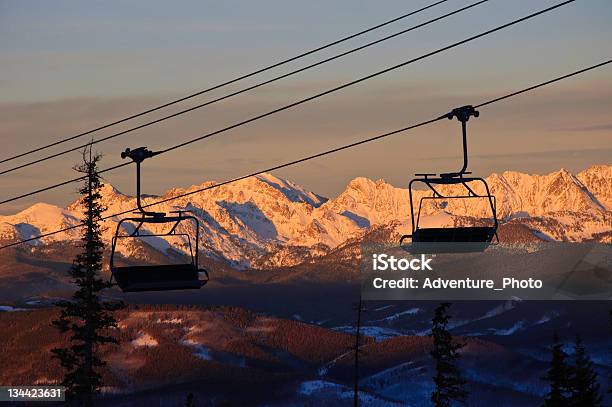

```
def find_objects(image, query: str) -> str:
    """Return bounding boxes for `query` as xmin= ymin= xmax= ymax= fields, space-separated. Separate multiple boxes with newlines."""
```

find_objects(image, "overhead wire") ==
xmin=1 ymin=57 xmax=609 ymax=250
xmin=0 ymin=162 xmax=132 ymax=206
xmin=0 ymin=0 xmax=491 ymax=177
xmin=0 ymin=0 xmax=577 ymax=207
xmin=0 ymin=0 xmax=453 ymax=166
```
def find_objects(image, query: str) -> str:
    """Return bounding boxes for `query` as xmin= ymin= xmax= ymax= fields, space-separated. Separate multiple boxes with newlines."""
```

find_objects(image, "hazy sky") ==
xmin=0 ymin=0 xmax=610 ymax=214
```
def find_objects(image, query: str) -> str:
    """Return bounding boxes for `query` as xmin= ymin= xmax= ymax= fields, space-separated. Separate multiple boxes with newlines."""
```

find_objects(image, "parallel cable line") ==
xmin=0 ymin=0 xmax=577 ymax=207
xmin=0 ymin=162 xmax=131 ymax=206
xmin=0 ymin=0 xmax=452 ymax=165
xmin=0 ymin=0 xmax=491 ymax=177
xmin=474 ymin=59 xmax=612 ymax=108
xmin=2 ymin=57 xmax=609 ymax=250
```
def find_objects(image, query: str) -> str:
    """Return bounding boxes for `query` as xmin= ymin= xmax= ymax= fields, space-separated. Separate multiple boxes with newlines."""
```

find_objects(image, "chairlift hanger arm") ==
xmin=442 ymin=105 xmax=479 ymax=178
xmin=121 ymin=147 xmax=164 ymax=217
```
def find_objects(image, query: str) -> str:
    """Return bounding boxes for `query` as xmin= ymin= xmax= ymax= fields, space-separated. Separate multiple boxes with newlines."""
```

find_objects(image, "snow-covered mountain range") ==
xmin=0 ymin=165 xmax=610 ymax=269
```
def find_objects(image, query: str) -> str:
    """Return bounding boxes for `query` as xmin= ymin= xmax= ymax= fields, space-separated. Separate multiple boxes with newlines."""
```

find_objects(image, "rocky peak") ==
xmin=1 ymin=165 xmax=609 ymax=267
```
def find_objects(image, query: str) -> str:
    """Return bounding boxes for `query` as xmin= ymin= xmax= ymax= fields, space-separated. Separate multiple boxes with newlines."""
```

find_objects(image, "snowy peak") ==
xmin=254 ymin=173 xmax=327 ymax=207
xmin=2 ymin=165 xmax=610 ymax=266
xmin=485 ymin=168 xmax=606 ymax=217
xmin=323 ymin=177 xmax=410 ymax=227
xmin=0 ymin=203 xmax=81 ymax=243
xmin=156 ymin=173 xmax=324 ymax=210
xmin=577 ymin=164 xmax=612 ymax=210
xmin=66 ymin=182 xmax=132 ymax=214
xmin=0 ymin=208 xmax=77 ymax=248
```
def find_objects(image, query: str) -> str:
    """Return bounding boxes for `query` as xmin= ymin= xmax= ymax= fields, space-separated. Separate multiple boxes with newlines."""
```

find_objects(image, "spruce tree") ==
xmin=430 ymin=302 xmax=468 ymax=407
xmin=353 ymin=295 xmax=366 ymax=407
xmin=51 ymin=147 xmax=123 ymax=406
xmin=541 ymin=333 xmax=571 ymax=407
xmin=568 ymin=336 xmax=602 ymax=407
xmin=185 ymin=392 xmax=195 ymax=407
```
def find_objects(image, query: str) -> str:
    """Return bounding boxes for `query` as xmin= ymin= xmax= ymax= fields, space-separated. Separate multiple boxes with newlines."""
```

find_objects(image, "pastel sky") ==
xmin=0 ymin=0 xmax=610 ymax=214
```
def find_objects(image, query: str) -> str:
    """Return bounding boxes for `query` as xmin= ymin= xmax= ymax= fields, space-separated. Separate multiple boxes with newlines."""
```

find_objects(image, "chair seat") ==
xmin=112 ymin=264 xmax=205 ymax=292
xmin=403 ymin=226 xmax=496 ymax=253
xmin=412 ymin=226 xmax=495 ymax=243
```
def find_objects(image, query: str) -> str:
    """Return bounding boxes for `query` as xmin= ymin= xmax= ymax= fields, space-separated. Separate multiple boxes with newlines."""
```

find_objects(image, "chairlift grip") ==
xmin=443 ymin=105 xmax=479 ymax=177
xmin=121 ymin=147 xmax=163 ymax=217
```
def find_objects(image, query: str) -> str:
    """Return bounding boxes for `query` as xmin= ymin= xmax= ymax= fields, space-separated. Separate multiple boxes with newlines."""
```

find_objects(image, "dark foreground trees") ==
xmin=52 ymin=148 xmax=123 ymax=406
xmin=353 ymin=295 xmax=366 ymax=407
xmin=568 ymin=336 xmax=602 ymax=406
xmin=430 ymin=302 xmax=468 ymax=406
xmin=542 ymin=334 xmax=602 ymax=407
xmin=542 ymin=333 xmax=571 ymax=407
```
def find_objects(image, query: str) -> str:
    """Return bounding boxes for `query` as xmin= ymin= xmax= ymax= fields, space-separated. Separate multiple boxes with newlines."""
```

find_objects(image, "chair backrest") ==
xmin=408 ymin=175 xmax=498 ymax=243
xmin=110 ymin=214 xmax=201 ymax=271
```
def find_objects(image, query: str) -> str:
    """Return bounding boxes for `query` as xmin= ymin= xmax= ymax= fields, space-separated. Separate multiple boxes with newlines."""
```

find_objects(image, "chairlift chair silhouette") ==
xmin=400 ymin=106 xmax=499 ymax=253
xmin=109 ymin=147 xmax=209 ymax=292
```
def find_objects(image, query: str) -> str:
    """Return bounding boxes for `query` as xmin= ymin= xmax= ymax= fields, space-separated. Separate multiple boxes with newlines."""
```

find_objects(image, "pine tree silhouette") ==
xmin=352 ymin=295 xmax=367 ymax=407
xmin=541 ymin=333 xmax=571 ymax=407
xmin=609 ymin=310 xmax=612 ymax=395
xmin=51 ymin=147 xmax=124 ymax=406
xmin=568 ymin=336 xmax=602 ymax=407
xmin=430 ymin=302 xmax=468 ymax=407
xmin=185 ymin=392 xmax=195 ymax=407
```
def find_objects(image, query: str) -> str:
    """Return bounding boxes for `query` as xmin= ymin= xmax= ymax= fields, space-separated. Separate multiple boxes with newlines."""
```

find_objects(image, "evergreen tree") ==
xmin=51 ymin=147 xmax=123 ymax=406
xmin=430 ymin=302 xmax=468 ymax=407
xmin=568 ymin=336 xmax=602 ymax=407
xmin=353 ymin=295 xmax=366 ymax=407
xmin=541 ymin=333 xmax=571 ymax=407
xmin=609 ymin=310 xmax=611 ymax=395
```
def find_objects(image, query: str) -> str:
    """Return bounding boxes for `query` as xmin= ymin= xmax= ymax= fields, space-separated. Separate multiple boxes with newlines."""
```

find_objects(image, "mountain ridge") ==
xmin=0 ymin=165 xmax=610 ymax=269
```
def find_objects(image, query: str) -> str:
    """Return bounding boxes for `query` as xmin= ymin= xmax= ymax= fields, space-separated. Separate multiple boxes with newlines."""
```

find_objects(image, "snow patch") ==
xmin=0 ymin=305 xmax=27 ymax=312
xmin=373 ymin=305 xmax=394 ymax=312
xmin=298 ymin=380 xmax=342 ymax=396
xmin=536 ymin=312 xmax=559 ymax=325
xmin=365 ymin=361 xmax=417 ymax=382
xmin=156 ymin=317 xmax=183 ymax=324
xmin=369 ymin=308 xmax=421 ymax=323
xmin=332 ymin=325 xmax=402 ymax=341
xmin=131 ymin=332 xmax=158 ymax=348
xmin=487 ymin=320 xmax=525 ymax=336
xmin=481 ymin=300 xmax=519 ymax=320
xmin=181 ymin=339 xmax=213 ymax=360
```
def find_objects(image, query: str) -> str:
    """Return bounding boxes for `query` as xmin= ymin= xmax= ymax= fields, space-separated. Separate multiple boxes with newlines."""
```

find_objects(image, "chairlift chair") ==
xmin=109 ymin=147 xmax=209 ymax=292
xmin=400 ymin=106 xmax=499 ymax=253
